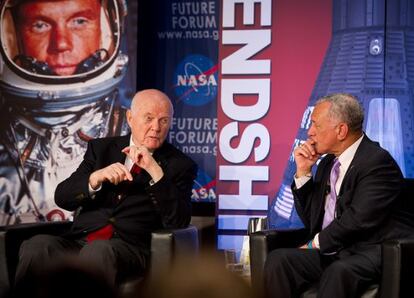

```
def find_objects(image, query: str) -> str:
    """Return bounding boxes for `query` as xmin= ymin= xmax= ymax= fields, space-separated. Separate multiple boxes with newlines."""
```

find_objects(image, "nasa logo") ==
xmin=174 ymin=54 xmax=218 ymax=106
xmin=191 ymin=169 xmax=216 ymax=202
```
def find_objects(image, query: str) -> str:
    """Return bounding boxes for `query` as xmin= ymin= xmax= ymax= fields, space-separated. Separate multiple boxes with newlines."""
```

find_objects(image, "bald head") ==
xmin=130 ymin=89 xmax=174 ymax=117
xmin=126 ymin=89 xmax=173 ymax=151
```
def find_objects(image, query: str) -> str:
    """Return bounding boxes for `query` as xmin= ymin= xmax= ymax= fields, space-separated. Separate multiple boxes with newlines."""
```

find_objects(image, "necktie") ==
xmin=130 ymin=163 xmax=141 ymax=175
xmin=322 ymin=158 xmax=341 ymax=229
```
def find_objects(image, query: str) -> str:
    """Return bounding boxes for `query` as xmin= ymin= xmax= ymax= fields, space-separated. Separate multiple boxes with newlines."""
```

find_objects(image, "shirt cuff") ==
xmin=88 ymin=183 xmax=102 ymax=199
xmin=294 ymin=173 xmax=312 ymax=189
xmin=149 ymin=173 xmax=164 ymax=186
xmin=314 ymin=233 xmax=320 ymax=249
xmin=316 ymin=233 xmax=337 ymax=255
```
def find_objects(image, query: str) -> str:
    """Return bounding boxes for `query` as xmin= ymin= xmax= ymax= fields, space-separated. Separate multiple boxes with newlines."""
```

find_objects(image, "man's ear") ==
xmin=126 ymin=109 xmax=132 ymax=126
xmin=337 ymin=123 xmax=349 ymax=141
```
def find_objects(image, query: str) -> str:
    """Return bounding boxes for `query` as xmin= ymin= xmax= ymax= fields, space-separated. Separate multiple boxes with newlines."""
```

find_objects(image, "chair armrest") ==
xmin=380 ymin=237 xmax=414 ymax=298
xmin=0 ymin=221 xmax=72 ymax=296
xmin=0 ymin=231 xmax=9 ymax=298
xmin=249 ymin=228 xmax=309 ymax=294
xmin=150 ymin=225 xmax=199 ymax=278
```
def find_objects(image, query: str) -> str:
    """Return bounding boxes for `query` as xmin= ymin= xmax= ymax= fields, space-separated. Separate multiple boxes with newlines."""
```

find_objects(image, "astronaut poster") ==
xmin=217 ymin=0 xmax=414 ymax=253
xmin=0 ymin=0 xmax=137 ymax=225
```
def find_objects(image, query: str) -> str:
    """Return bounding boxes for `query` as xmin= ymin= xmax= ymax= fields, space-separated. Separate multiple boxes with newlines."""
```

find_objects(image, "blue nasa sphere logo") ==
xmin=174 ymin=54 xmax=218 ymax=106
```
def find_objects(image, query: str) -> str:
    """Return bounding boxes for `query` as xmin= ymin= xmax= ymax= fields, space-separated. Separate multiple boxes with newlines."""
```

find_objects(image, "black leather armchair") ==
xmin=0 ymin=221 xmax=198 ymax=298
xmin=249 ymin=178 xmax=414 ymax=298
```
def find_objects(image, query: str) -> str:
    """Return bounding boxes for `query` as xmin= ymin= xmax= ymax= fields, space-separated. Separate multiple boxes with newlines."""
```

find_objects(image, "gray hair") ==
xmin=316 ymin=93 xmax=364 ymax=132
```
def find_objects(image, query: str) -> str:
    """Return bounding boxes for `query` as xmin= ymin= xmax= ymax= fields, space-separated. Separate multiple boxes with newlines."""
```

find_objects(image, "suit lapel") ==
xmin=339 ymin=164 xmax=355 ymax=196
xmin=153 ymin=142 xmax=173 ymax=169
xmin=338 ymin=136 xmax=371 ymax=195
xmin=108 ymin=135 xmax=130 ymax=165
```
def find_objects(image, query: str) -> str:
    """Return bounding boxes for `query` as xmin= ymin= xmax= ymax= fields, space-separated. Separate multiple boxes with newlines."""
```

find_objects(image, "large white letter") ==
xmin=222 ymin=30 xmax=271 ymax=74
xmin=221 ymin=78 xmax=270 ymax=121
xmin=222 ymin=0 xmax=272 ymax=28
xmin=219 ymin=165 xmax=269 ymax=210
xmin=220 ymin=122 xmax=270 ymax=163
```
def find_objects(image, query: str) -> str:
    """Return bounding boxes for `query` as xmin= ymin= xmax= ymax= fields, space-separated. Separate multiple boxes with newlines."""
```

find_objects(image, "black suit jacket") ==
xmin=292 ymin=135 xmax=414 ymax=254
xmin=54 ymin=135 xmax=197 ymax=254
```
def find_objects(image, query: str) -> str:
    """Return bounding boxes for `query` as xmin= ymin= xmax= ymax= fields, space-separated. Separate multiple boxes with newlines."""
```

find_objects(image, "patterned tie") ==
xmin=322 ymin=158 xmax=341 ymax=229
xmin=130 ymin=163 xmax=141 ymax=175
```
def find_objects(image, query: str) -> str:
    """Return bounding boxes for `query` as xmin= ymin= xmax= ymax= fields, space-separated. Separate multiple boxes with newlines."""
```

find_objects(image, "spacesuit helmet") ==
xmin=0 ymin=0 xmax=128 ymax=110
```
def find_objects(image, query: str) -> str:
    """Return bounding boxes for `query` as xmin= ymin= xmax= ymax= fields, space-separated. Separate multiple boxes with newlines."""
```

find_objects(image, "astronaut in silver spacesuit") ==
xmin=0 ymin=0 xmax=131 ymax=225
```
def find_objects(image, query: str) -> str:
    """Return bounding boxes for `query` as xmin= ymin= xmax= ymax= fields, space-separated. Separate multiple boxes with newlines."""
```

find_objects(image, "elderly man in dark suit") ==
xmin=264 ymin=93 xmax=414 ymax=297
xmin=15 ymin=89 xmax=197 ymax=288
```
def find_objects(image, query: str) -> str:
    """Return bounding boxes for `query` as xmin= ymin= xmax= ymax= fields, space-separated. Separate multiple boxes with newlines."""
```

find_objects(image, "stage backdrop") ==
xmin=217 ymin=0 xmax=414 ymax=254
xmin=1 ymin=0 xmax=413 ymax=259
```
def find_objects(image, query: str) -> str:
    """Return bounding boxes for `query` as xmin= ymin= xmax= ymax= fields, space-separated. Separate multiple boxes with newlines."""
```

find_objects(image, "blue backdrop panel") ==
xmin=150 ymin=0 xmax=219 ymax=203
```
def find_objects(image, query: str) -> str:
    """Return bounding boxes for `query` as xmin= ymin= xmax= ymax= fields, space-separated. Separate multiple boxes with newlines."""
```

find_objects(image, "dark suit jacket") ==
xmin=292 ymin=135 xmax=414 ymax=255
xmin=54 ymin=135 xmax=197 ymax=254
